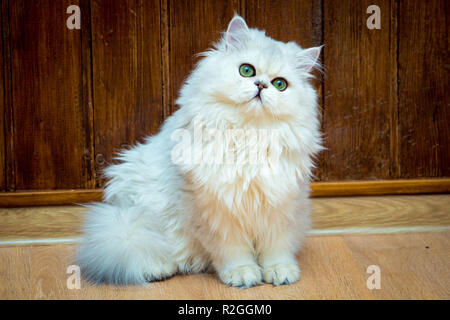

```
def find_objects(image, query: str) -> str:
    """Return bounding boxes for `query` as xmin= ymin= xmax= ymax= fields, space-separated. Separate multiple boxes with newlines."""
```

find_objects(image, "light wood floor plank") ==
xmin=343 ymin=233 xmax=449 ymax=299
xmin=0 ymin=232 xmax=448 ymax=299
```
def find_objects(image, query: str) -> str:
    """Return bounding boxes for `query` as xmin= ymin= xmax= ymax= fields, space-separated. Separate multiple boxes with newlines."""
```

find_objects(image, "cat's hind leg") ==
xmin=77 ymin=203 xmax=177 ymax=285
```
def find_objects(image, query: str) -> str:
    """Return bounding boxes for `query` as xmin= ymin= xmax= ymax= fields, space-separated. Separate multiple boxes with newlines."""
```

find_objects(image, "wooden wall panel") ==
xmin=1 ymin=0 xmax=14 ymax=191
xmin=0 ymin=0 xmax=5 ymax=190
xmin=321 ymin=0 xmax=397 ymax=181
xmin=167 ymin=0 xmax=242 ymax=116
xmin=91 ymin=0 xmax=163 ymax=187
xmin=0 ymin=0 xmax=448 ymax=200
xmin=8 ymin=0 xmax=93 ymax=190
xmin=398 ymin=0 xmax=450 ymax=178
xmin=245 ymin=0 xmax=321 ymax=46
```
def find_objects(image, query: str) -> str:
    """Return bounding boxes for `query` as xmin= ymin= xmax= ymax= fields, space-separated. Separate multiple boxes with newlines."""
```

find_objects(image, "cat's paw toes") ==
xmin=220 ymin=265 xmax=262 ymax=288
xmin=263 ymin=263 xmax=300 ymax=286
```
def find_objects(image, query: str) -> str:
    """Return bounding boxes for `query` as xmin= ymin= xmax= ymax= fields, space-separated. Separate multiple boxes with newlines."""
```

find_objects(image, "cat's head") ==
xmin=179 ymin=15 xmax=322 ymax=123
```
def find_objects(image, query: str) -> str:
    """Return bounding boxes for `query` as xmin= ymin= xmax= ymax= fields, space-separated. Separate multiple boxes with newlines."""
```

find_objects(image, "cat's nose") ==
xmin=255 ymin=81 xmax=268 ymax=90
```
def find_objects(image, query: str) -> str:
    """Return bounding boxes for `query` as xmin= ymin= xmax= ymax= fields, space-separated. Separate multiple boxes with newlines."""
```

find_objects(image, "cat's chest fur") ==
xmin=179 ymin=121 xmax=305 ymax=214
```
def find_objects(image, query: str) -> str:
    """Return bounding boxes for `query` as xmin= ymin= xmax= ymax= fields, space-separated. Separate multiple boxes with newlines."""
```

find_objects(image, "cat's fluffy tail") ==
xmin=76 ymin=203 xmax=174 ymax=285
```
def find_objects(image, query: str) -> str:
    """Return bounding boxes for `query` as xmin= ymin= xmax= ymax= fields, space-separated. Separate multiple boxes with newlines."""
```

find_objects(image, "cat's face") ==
xmin=184 ymin=16 xmax=322 ymax=121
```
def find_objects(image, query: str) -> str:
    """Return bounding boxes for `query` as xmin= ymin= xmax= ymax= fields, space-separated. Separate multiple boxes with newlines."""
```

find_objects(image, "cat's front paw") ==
xmin=263 ymin=263 xmax=300 ymax=286
xmin=219 ymin=264 xmax=262 ymax=288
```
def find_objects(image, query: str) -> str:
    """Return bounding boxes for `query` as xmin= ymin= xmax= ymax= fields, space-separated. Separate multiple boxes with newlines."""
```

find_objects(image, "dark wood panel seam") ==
xmin=1 ymin=0 xmax=14 ymax=191
xmin=160 ymin=0 xmax=170 ymax=119
xmin=389 ymin=0 xmax=400 ymax=178
xmin=319 ymin=0 xmax=326 ymax=180
xmin=88 ymin=0 xmax=101 ymax=187
xmin=318 ymin=0 xmax=325 ymax=180
xmin=81 ymin=0 xmax=95 ymax=188
xmin=88 ymin=0 xmax=96 ymax=187
xmin=0 ymin=0 xmax=5 ymax=190
xmin=395 ymin=0 xmax=401 ymax=177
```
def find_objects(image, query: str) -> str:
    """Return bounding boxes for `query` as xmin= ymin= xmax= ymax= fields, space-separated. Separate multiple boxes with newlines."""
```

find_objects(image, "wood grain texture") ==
xmin=343 ymin=232 xmax=449 ymax=299
xmin=321 ymin=0 xmax=396 ymax=180
xmin=310 ymin=178 xmax=450 ymax=197
xmin=8 ymin=0 xmax=93 ymax=190
xmin=1 ymin=195 xmax=448 ymax=242
xmin=0 ymin=0 xmax=5 ymax=191
xmin=0 ymin=232 xmax=448 ymax=299
xmin=167 ymin=0 xmax=242 ymax=116
xmin=91 ymin=0 xmax=163 ymax=187
xmin=80 ymin=0 xmax=96 ymax=188
xmin=388 ymin=0 xmax=399 ymax=178
xmin=312 ymin=194 xmax=450 ymax=231
xmin=0 ymin=0 xmax=448 ymax=194
xmin=0 ymin=189 xmax=102 ymax=208
xmin=160 ymin=0 xmax=170 ymax=119
xmin=245 ymin=0 xmax=320 ymax=46
xmin=398 ymin=0 xmax=450 ymax=178
xmin=1 ymin=0 xmax=14 ymax=191
xmin=0 ymin=205 xmax=85 ymax=241
xmin=1 ymin=179 xmax=449 ymax=207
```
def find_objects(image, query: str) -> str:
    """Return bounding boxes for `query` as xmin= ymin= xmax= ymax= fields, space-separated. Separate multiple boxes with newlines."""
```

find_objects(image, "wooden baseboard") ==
xmin=0 ymin=178 xmax=449 ymax=207
xmin=0 ymin=194 xmax=448 ymax=244
xmin=0 ymin=189 xmax=103 ymax=207
xmin=310 ymin=178 xmax=450 ymax=197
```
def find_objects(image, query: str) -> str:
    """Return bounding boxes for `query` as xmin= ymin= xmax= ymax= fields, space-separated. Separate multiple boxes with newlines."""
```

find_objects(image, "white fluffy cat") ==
xmin=77 ymin=15 xmax=322 ymax=288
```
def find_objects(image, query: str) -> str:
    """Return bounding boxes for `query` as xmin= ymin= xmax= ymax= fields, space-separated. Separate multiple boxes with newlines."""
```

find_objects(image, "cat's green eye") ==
xmin=239 ymin=64 xmax=256 ymax=77
xmin=271 ymin=78 xmax=288 ymax=91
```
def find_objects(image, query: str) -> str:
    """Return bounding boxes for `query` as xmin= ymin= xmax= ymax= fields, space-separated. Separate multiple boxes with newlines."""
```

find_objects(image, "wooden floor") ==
xmin=1 ymin=232 xmax=448 ymax=299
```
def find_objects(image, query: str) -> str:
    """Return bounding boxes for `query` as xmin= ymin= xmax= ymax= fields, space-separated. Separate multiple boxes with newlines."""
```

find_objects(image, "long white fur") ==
xmin=77 ymin=15 xmax=322 ymax=287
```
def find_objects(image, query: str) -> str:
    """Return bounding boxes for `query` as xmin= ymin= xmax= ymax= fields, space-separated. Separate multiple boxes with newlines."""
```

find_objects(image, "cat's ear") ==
xmin=225 ymin=15 xmax=250 ymax=52
xmin=296 ymin=46 xmax=323 ymax=73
